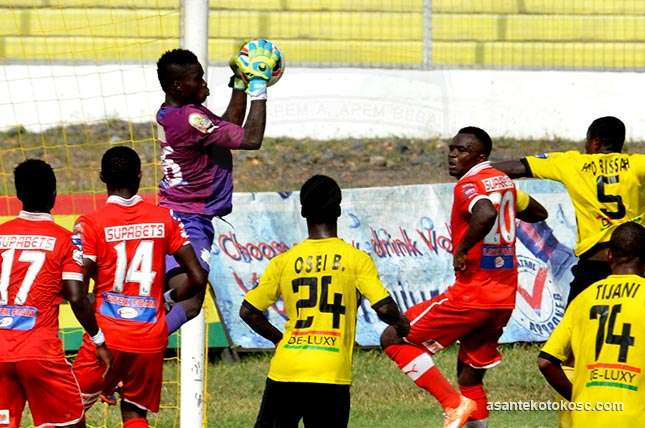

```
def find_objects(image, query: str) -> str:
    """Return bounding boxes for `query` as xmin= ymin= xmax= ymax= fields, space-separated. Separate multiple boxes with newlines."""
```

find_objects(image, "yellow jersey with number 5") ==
xmin=541 ymin=274 xmax=645 ymax=426
xmin=244 ymin=237 xmax=390 ymax=385
xmin=525 ymin=151 xmax=644 ymax=256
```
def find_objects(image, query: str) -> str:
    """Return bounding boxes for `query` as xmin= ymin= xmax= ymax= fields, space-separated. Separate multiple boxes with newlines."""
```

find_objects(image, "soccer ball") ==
xmin=238 ymin=39 xmax=285 ymax=87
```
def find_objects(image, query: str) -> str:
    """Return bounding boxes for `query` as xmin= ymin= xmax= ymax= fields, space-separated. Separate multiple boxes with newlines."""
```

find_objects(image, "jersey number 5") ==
xmin=0 ymin=249 xmax=46 ymax=305
xmin=597 ymin=175 xmax=626 ymax=220
xmin=292 ymin=275 xmax=347 ymax=329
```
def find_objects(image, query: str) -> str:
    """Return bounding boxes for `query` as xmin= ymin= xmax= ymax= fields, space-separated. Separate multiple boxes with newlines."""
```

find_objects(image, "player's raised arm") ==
xmin=454 ymin=199 xmax=498 ymax=272
xmin=491 ymin=159 xmax=531 ymax=178
xmin=221 ymin=75 xmax=247 ymax=126
xmin=515 ymin=190 xmax=548 ymax=223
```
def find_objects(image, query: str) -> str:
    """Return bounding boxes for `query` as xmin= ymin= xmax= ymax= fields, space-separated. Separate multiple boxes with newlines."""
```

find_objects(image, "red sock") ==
xmin=384 ymin=343 xmax=460 ymax=409
xmin=460 ymin=384 xmax=488 ymax=421
xmin=123 ymin=417 xmax=149 ymax=428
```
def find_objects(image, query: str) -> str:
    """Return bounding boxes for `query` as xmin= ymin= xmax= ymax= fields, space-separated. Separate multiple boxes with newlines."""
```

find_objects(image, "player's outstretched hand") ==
xmin=232 ymin=39 xmax=281 ymax=98
xmin=394 ymin=317 xmax=411 ymax=338
xmin=95 ymin=343 xmax=113 ymax=378
xmin=453 ymin=252 xmax=467 ymax=272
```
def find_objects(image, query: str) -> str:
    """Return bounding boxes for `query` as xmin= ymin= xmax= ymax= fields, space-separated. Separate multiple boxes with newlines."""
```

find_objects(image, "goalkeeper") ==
xmin=156 ymin=41 xmax=281 ymax=334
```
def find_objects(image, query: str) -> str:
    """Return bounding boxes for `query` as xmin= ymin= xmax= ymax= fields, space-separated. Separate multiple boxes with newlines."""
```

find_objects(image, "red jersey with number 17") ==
xmin=75 ymin=195 xmax=189 ymax=353
xmin=448 ymin=161 xmax=519 ymax=309
xmin=0 ymin=211 xmax=83 ymax=362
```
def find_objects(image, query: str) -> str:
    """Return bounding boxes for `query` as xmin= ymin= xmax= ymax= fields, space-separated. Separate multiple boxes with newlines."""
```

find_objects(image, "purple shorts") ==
xmin=166 ymin=212 xmax=214 ymax=276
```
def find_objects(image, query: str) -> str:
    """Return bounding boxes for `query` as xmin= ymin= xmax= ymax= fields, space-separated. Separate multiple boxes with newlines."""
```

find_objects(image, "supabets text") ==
xmin=104 ymin=223 xmax=165 ymax=242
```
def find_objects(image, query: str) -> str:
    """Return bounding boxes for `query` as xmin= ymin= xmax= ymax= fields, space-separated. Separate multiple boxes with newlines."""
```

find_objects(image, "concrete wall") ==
xmin=2 ymin=64 xmax=644 ymax=141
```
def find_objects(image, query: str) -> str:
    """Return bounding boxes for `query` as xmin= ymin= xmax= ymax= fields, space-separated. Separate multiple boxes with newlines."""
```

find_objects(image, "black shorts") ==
xmin=255 ymin=378 xmax=350 ymax=428
xmin=567 ymin=258 xmax=612 ymax=305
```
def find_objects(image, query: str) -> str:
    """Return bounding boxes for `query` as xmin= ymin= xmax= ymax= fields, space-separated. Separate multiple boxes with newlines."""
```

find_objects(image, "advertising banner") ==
xmin=209 ymin=180 xmax=578 ymax=349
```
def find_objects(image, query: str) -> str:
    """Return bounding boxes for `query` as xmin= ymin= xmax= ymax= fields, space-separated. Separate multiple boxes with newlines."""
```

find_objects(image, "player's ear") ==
xmin=99 ymin=171 xmax=106 ymax=184
xmin=607 ymin=247 xmax=614 ymax=266
xmin=171 ymin=78 xmax=182 ymax=93
xmin=586 ymin=138 xmax=602 ymax=154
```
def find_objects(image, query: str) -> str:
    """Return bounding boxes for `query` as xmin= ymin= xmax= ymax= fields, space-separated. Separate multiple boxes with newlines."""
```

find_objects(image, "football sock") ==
xmin=384 ymin=343 xmax=460 ymax=409
xmin=166 ymin=303 xmax=188 ymax=335
xmin=460 ymin=384 xmax=488 ymax=421
xmin=123 ymin=417 xmax=149 ymax=428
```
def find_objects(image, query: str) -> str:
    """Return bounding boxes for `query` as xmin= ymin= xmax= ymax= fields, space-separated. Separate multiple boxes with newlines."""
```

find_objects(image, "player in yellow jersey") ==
xmin=494 ymin=116 xmax=644 ymax=304
xmin=239 ymin=175 xmax=409 ymax=428
xmin=538 ymin=222 xmax=645 ymax=426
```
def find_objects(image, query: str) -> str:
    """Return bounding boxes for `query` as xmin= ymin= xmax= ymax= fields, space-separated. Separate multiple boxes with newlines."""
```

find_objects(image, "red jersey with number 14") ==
xmin=448 ymin=161 xmax=519 ymax=309
xmin=0 ymin=211 xmax=83 ymax=362
xmin=75 ymin=195 xmax=189 ymax=353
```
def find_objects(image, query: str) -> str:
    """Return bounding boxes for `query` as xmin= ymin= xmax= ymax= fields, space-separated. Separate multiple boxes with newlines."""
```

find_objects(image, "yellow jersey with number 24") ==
xmin=244 ymin=237 xmax=390 ymax=385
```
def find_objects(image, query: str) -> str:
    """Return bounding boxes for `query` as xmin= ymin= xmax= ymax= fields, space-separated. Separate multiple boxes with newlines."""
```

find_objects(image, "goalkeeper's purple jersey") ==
xmin=156 ymin=103 xmax=244 ymax=216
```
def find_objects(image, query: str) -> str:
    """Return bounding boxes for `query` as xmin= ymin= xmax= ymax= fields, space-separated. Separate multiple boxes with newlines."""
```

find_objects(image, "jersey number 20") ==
xmin=483 ymin=190 xmax=516 ymax=245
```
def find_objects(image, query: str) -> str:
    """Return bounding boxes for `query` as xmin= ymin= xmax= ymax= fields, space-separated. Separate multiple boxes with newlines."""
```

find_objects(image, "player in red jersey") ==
xmin=72 ymin=147 xmax=207 ymax=428
xmin=381 ymin=127 xmax=548 ymax=428
xmin=0 ymin=160 xmax=111 ymax=428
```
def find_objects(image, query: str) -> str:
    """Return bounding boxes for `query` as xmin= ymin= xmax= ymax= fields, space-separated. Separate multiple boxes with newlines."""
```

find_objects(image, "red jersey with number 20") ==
xmin=448 ymin=161 xmax=519 ymax=309
xmin=0 ymin=211 xmax=83 ymax=362
xmin=76 ymin=195 xmax=189 ymax=353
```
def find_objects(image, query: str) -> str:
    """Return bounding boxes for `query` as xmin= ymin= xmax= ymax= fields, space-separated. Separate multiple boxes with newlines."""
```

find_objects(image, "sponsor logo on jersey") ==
xmin=482 ymin=175 xmax=514 ymax=192
xmin=461 ymin=183 xmax=478 ymax=198
xmin=0 ymin=410 xmax=9 ymax=424
xmin=0 ymin=306 xmax=38 ymax=330
xmin=188 ymin=112 xmax=218 ymax=134
xmin=104 ymin=223 xmax=165 ymax=242
xmin=0 ymin=235 xmax=56 ymax=251
xmin=284 ymin=330 xmax=340 ymax=353
xmin=586 ymin=362 xmax=640 ymax=391
xmin=514 ymin=255 xmax=565 ymax=339
xmin=99 ymin=292 xmax=158 ymax=323
xmin=117 ymin=307 xmax=140 ymax=319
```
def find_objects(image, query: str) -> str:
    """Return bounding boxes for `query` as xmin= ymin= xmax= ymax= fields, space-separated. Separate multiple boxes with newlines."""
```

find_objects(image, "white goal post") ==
xmin=179 ymin=1 xmax=209 ymax=427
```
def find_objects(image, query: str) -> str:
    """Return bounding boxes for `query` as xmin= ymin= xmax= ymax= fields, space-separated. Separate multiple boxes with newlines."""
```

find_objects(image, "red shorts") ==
xmin=73 ymin=336 xmax=164 ymax=413
xmin=0 ymin=358 xmax=84 ymax=428
xmin=404 ymin=293 xmax=513 ymax=368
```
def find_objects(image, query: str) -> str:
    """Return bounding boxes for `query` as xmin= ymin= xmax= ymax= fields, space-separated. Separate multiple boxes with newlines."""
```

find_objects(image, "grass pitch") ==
xmin=22 ymin=343 xmax=557 ymax=427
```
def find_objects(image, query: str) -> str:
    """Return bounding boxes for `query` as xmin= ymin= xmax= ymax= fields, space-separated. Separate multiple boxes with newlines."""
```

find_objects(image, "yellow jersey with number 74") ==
xmin=525 ymin=151 xmax=645 ymax=256
xmin=541 ymin=274 xmax=645 ymax=426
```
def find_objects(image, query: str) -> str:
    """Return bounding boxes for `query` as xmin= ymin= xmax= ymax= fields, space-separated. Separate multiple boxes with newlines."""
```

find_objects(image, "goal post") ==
xmin=179 ymin=1 xmax=209 ymax=427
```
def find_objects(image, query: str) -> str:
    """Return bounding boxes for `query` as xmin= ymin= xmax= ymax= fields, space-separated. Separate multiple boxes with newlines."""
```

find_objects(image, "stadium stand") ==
xmin=1 ymin=1 xmax=644 ymax=67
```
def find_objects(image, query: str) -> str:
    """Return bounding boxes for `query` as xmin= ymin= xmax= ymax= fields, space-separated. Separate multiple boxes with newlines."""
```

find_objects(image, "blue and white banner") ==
xmin=209 ymin=180 xmax=578 ymax=349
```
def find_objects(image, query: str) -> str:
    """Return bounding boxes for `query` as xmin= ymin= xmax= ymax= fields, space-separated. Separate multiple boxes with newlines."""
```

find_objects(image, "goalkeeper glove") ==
xmin=232 ymin=39 xmax=281 ymax=100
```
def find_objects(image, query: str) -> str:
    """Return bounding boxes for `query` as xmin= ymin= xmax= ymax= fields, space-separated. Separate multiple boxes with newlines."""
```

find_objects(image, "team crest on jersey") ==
xmin=513 ymin=255 xmax=565 ymax=340
xmin=188 ymin=113 xmax=217 ymax=134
